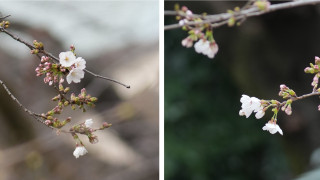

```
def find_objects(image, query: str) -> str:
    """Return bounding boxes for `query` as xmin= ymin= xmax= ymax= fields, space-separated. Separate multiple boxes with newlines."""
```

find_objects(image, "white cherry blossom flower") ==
xmin=85 ymin=119 xmax=93 ymax=128
xmin=194 ymin=39 xmax=209 ymax=54
xmin=66 ymin=68 xmax=84 ymax=84
xmin=262 ymin=121 xmax=283 ymax=135
xmin=194 ymin=39 xmax=219 ymax=59
xmin=239 ymin=94 xmax=263 ymax=118
xmin=73 ymin=146 xmax=88 ymax=158
xmin=74 ymin=57 xmax=86 ymax=70
xmin=59 ymin=51 xmax=76 ymax=67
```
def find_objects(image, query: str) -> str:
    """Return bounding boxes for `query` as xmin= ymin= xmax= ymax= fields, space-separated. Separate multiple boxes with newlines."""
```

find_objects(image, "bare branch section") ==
xmin=0 ymin=80 xmax=54 ymax=130
xmin=164 ymin=0 xmax=320 ymax=30
xmin=0 ymin=27 xmax=130 ymax=88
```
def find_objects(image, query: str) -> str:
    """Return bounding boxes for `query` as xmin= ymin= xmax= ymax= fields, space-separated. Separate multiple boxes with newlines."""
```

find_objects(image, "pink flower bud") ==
xmin=103 ymin=122 xmax=112 ymax=128
xmin=45 ymin=120 xmax=52 ymax=125
xmin=280 ymin=84 xmax=286 ymax=90
xmin=181 ymin=6 xmax=188 ymax=12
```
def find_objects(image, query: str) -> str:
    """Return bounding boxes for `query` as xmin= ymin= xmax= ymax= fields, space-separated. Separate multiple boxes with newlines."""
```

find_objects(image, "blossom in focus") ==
xmin=66 ymin=68 xmax=85 ymax=84
xmin=73 ymin=145 xmax=88 ymax=158
xmin=262 ymin=121 xmax=283 ymax=135
xmin=194 ymin=39 xmax=219 ymax=59
xmin=74 ymin=57 xmax=86 ymax=70
xmin=85 ymin=119 xmax=93 ymax=128
xmin=59 ymin=51 xmax=76 ymax=67
xmin=239 ymin=94 xmax=263 ymax=118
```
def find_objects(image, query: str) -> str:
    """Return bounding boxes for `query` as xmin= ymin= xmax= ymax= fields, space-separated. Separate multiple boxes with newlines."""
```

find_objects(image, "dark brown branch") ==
xmin=0 ymin=27 xmax=130 ymax=88
xmin=164 ymin=0 xmax=320 ymax=30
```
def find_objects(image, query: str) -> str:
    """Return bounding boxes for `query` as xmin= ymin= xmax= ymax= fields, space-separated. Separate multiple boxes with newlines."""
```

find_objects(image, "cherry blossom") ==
xmin=73 ymin=145 xmax=88 ymax=158
xmin=74 ymin=57 xmax=86 ymax=70
xmin=262 ymin=121 xmax=283 ymax=135
xmin=239 ymin=94 xmax=264 ymax=118
xmin=181 ymin=37 xmax=193 ymax=48
xmin=85 ymin=119 xmax=93 ymax=128
xmin=59 ymin=51 xmax=76 ymax=67
xmin=194 ymin=39 xmax=219 ymax=59
xmin=66 ymin=68 xmax=85 ymax=84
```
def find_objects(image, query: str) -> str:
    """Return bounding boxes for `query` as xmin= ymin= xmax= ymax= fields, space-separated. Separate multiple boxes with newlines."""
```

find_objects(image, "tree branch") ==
xmin=0 ymin=79 xmax=54 ymax=130
xmin=279 ymin=91 xmax=320 ymax=106
xmin=0 ymin=27 xmax=130 ymax=89
xmin=164 ymin=0 xmax=320 ymax=30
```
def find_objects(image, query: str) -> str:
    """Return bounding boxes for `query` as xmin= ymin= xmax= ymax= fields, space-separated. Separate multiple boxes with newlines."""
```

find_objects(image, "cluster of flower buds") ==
xmin=226 ymin=7 xmax=241 ymax=27
xmin=69 ymin=88 xmax=98 ymax=112
xmin=239 ymin=56 xmax=320 ymax=136
xmin=71 ymin=119 xmax=112 ymax=158
xmin=176 ymin=5 xmax=194 ymax=26
xmin=0 ymin=20 xmax=10 ymax=29
xmin=35 ymin=56 xmax=66 ymax=85
xmin=305 ymin=56 xmax=320 ymax=90
xmin=30 ymin=40 xmax=44 ymax=54
xmin=278 ymin=84 xmax=296 ymax=99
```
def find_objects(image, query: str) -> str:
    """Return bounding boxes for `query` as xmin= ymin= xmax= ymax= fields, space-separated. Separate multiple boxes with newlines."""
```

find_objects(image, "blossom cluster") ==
xmin=72 ymin=119 xmax=112 ymax=158
xmin=35 ymin=48 xmax=86 ymax=86
xmin=239 ymin=94 xmax=283 ymax=135
xmin=176 ymin=5 xmax=219 ymax=59
xmin=239 ymin=56 xmax=320 ymax=136
xmin=59 ymin=51 xmax=86 ymax=84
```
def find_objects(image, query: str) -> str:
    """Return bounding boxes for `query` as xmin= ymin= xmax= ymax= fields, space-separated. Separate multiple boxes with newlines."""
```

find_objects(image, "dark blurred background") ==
xmin=0 ymin=1 xmax=158 ymax=180
xmin=165 ymin=1 xmax=320 ymax=180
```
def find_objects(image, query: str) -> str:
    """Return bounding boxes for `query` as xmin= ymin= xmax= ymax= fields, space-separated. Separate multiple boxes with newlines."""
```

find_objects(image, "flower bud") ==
xmin=64 ymin=87 xmax=70 ymax=93
xmin=64 ymin=101 xmax=69 ymax=106
xmin=52 ymin=95 xmax=60 ymax=101
xmin=59 ymin=84 xmax=64 ymax=91
xmin=88 ymin=135 xmax=99 ymax=144
xmin=89 ymin=97 xmax=97 ymax=102
xmin=102 ymin=122 xmax=112 ymax=128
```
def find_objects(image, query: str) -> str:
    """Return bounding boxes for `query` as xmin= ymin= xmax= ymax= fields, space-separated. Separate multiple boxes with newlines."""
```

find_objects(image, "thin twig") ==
xmin=0 ymin=15 xmax=11 ymax=20
xmin=164 ymin=0 xmax=320 ymax=30
xmin=0 ymin=27 xmax=130 ymax=88
xmin=0 ymin=79 xmax=54 ymax=129
xmin=278 ymin=91 xmax=320 ymax=106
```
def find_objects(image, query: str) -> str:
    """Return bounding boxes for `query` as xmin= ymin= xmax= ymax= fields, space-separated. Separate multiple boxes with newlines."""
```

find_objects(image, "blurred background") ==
xmin=165 ymin=1 xmax=320 ymax=180
xmin=0 ymin=1 xmax=158 ymax=180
